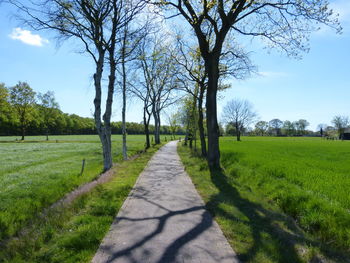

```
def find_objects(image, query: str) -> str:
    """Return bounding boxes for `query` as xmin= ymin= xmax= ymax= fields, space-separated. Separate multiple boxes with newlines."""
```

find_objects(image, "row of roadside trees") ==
xmin=6 ymin=0 xmax=340 ymax=171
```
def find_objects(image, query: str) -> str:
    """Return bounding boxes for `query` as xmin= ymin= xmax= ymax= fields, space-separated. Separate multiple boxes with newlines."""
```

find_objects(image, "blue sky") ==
xmin=0 ymin=1 xmax=349 ymax=131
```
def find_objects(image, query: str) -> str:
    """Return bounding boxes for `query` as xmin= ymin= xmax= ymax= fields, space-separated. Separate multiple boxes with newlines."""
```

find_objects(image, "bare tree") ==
xmin=222 ymin=99 xmax=257 ymax=141
xmin=174 ymin=39 xmax=207 ymax=155
xmin=11 ymin=0 xmax=144 ymax=171
xmin=117 ymin=16 xmax=148 ymax=160
xmin=135 ymin=32 xmax=179 ymax=145
xmin=155 ymin=0 xmax=340 ymax=169
xmin=130 ymin=74 xmax=153 ymax=148
xmin=174 ymin=34 xmax=254 ymax=156
xmin=129 ymin=33 xmax=154 ymax=149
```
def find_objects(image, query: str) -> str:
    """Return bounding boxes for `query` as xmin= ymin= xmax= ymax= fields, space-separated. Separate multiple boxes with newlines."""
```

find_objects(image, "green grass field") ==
xmin=0 ymin=134 xmax=163 ymax=242
xmin=221 ymin=137 xmax=350 ymax=209
xmin=0 ymin=142 xmax=163 ymax=263
xmin=178 ymin=137 xmax=350 ymax=262
xmin=220 ymin=137 xmax=350 ymax=249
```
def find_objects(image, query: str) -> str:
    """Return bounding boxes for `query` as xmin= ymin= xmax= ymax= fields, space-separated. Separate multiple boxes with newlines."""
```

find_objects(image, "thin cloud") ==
xmin=9 ymin=28 xmax=49 ymax=47
xmin=258 ymin=71 xmax=289 ymax=78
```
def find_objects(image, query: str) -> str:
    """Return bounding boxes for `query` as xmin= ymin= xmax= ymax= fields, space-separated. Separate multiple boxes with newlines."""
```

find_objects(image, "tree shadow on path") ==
xmin=99 ymin=192 xmax=235 ymax=263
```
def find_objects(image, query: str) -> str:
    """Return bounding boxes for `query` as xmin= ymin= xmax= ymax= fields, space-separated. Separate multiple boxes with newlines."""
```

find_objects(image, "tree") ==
xmin=325 ymin=125 xmax=336 ymax=138
xmin=222 ymin=99 xmax=257 ymax=141
xmin=269 ymin=119 xmax=283 ymax=136
xmin=131 ymin=78 xmax=153 ymax=148
xmin=283 ymin=120 xmax=295 ymax=136
xmin=166 ymin=112 xmax=180 ymax=140
xmin=174 ymin=34 xmax=253 ymax=156
xmin=135 ymin=32 xmax=179 ymax=145
xmin=116 ymin=10 xmax=149 ymax=160
xmin=9 ymin=82 xmax=36 ymax=140
xmin=174 ymin=40 xmax=207 ymax=155
xmin=11 ymin=0 xmax=144 ymax=171
xmin=37 ymin=91 xmax=59 ymax=140
xmin=225 ymin=123 xmax=236 ymax=136
xmin=158 ymin=0 xmax=340 ymax=170
xmin=177 ymin=96 xmax=195 ymax=147
xmin=0 ymin=83 xmax=15 ymax=135
xmin=0 ymin=83 xmax=10 ymax=116
xmin=332 ymin=115 xmax=349 ymax=139
xmin=255 ymin=121 xmax=268 ymax=136
xmin=294 ymin=119 xmax=310 ymax=135
xmin=317 ymin=123 xmax=328 ymax=137
xmin=0 ymin=83 xmax=7 ymax=105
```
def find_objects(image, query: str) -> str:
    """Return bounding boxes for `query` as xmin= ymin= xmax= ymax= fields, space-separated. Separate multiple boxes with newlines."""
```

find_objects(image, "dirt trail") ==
xmin=51 ymin=150 xmax=144 ymax=209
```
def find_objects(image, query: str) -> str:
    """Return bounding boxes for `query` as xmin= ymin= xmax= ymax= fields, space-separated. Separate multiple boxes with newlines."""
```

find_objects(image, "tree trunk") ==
xmin=184 ymin=117 xmax=190 ymax=146
xmin=205 ymin=56 xmax=220 ymax=170
xmin=145 ymin=124 xmax=150 ymax=148
xmin=198 ymin=87 xmax=207 ymax=157
xmin=153 ymin=107 xmax=161 ymax=144
xmin=93 ymin=50 xmax=113 ymax=172
xmin=46 ymin=128 xmax=49 ymax=141
xmin=192 ymin=89 xmax=198 ymax=151
xmin=156 ymin=117 xmax=160 ymax=144
xmin=104 ymin=55 xmax=116 ymax=169
xmin=121 ymin=95 xmax=127 ymax=160
xmin=143 ymin=106 xmax=151 ymax=149
xmin=21 ymin=125 xmax=25 ymax=141
xmin=20 ymin=114 xmax=25 ymax=140
xmin=121 ymin=31 xmax=128 ymax=160
xmin=99 ymin=127 xmax=112 ymax=171
xmin=235 ymin=123 xmax=241 ymax=141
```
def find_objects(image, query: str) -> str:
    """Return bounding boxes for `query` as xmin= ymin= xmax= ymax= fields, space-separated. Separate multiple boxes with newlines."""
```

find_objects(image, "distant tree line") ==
xmin=223 ymin=118 xmax=319 ymax=138
xmin=223 ymin=113 xmax=350 ymax=139
xmin=253 ymin=119 xmax=311 ymax=137
xmin=0 ymin=82 xmax=185 ymax=138
xmin=220 ymin=99 xmax=313 ymax=139
xmin=171 ymin=97 xmax=350 ymax=144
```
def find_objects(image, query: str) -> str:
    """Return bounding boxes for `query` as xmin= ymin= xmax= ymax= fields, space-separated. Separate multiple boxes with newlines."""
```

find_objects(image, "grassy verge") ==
xmin=0 ymin=135 xmax=166 ymax=241
xmin=0 ymin=143 xmax=163 ymax=263
xmin=177 ymin=144 xmax=349 ymax=263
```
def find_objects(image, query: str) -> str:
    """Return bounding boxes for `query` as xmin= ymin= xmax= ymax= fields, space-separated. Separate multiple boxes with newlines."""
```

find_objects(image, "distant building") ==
xmin=343 ymin=128 xmax=350 ymax=140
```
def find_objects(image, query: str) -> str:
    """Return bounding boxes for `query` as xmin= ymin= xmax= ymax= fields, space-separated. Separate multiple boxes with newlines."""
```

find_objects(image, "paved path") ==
xmin=92 ymin=141 xmax=238 ymax=263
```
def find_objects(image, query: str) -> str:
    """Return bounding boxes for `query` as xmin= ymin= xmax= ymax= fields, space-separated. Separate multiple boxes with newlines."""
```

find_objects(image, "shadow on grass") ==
xmin=207 ymin=168 xmax=345 ymax=262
